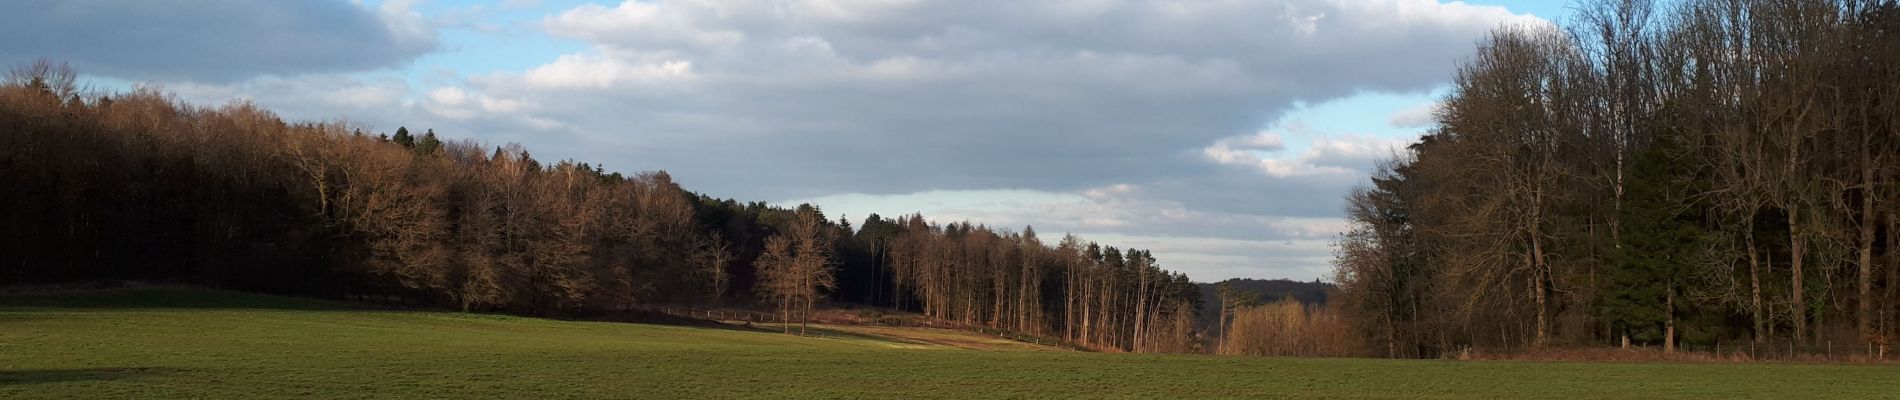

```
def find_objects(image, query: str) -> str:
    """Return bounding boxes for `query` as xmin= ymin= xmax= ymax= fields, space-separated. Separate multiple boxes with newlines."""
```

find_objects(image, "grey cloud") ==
xmin=0 ymin=0 xmax=437 ymax=82
xmin=126 ymin=1 xmax=1539 ymax=280
xmin=486 ymin=0 xmax=1536 ymax=205
xmin=781 ymin=183 xmax=1350 ymax=281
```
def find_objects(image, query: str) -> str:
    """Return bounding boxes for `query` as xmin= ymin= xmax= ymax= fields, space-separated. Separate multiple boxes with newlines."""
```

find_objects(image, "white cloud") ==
xmin=1301 ymin=134 xmax=1406 ymax=168
xmin=544 ymin=1 xmax=746 ymax=51
xmin=318 ymin=84 xmax=406 ymax=109
xmin=1284 ymin=3 xmax=1327 ymax=35
xmin=421 ymin=85 xmax=541 ymax=122
xmin=1388 ymin=100 xmax=1440 ymax=128
xmin=1226 ymin=132 xmax=1289 ymax=152
xmin=1204 ymin=131 xmax=1291 ymax=166
xmin=783 ymin=184 xmax=1358 ymax=280
xmin=1205 ymin=132 xmax=1409 ymax=178
xmin=426 ymin=87 xmax=476 ymax=119
xmin=516 ymin=54 xmax=696 ymax=90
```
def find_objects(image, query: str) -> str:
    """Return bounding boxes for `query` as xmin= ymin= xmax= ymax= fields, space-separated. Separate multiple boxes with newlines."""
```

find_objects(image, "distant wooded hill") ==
xmin=0 ymin=61 xmax=1202 ymax=354
xmin=1195 ymin=278 xmax=1332 ymax=327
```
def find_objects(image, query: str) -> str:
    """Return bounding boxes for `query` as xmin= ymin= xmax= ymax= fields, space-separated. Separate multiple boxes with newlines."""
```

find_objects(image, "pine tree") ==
xmin=1604 ymin=133 xmax=1704 ymax=351
xmin=392 ymin=127 xmax=415 ymax=148
xmin=416 ymin=129 xmax=443 ymax=155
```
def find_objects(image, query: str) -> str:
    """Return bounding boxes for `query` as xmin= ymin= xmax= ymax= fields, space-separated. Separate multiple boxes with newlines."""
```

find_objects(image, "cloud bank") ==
xmin=0 ymin=0 xmax=437 ymax=82
xmin=37 ymin=0 xmax=1543 ymax=280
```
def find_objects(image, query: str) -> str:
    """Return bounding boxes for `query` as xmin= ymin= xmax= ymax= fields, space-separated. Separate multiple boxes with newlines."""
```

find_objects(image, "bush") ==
xmin=1221 ymin=300 xmax=1360 ymax=357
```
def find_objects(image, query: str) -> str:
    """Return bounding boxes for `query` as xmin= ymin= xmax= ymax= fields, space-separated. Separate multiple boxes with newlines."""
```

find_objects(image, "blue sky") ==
xmin=3 ymin=0 xmax=1573 ymax=282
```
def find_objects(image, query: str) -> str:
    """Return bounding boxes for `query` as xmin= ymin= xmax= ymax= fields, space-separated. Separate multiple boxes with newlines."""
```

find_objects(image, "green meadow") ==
xmin=1 ymin=288 xmax=1892 ymax=399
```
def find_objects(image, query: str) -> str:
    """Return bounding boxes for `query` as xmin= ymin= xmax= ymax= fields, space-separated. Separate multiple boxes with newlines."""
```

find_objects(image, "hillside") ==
xmin=5 ymin=288 xmax=1892 ymax=399
xmin=0 ymin=75 xmax=1200 ymax=354
xmin=1195 ymin=278 xmax=1333 ymax=327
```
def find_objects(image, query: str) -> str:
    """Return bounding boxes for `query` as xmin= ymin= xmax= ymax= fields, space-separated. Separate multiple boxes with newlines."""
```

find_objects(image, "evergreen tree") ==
xmin=1604 ymin=133 xmax=1704 ymax=349
xmin=392 ymin=127 xmax=415 ymax=148
xmin=416 ymin=129 xmax=443 ymax=155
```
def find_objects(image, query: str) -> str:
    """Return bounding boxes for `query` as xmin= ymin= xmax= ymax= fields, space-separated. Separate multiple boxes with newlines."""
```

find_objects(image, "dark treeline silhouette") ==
xmin=0 ymin=61 xmax=1199 ymax=352
xmin=1201 ymin=279 xmax=1338 ymax=356
xmin=1195 ymin=278 xmax=1330 ymax=330
xmin=1333 ymin=0 xmax=1899 ymax=358
xmin=850 ymin=215 xmax=1203 ymax=352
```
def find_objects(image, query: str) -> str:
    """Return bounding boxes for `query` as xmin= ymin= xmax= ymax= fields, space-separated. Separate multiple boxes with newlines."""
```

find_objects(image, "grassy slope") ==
xmin=753 ymin=323 xmax=1063 ymax=351
xmin=1 ymin=289 xmax=1894 ymax=399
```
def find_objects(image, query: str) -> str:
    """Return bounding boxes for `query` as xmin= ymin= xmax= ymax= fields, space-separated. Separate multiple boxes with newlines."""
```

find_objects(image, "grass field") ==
xmin=3 ymin=288 xmax=1895 ymax=399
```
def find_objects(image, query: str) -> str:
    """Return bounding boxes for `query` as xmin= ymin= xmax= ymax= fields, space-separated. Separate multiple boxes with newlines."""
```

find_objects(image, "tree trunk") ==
xmin=1065 ymin=270 xmax=1076 ymax=341
xmin=1134 ymin=268 xmax=1148 ymax=352
xmin=1216 ymin=294 xmax=1229 ymax=355
xmin=1080 ymin=273 xmax=1093 ymax=345
xmin=993 ymin=277 xmax=1006 ymax=329
xmin=1665 ymin=288 xmax=1676 ymax=354
xmin=1791 ymin=202 xmax=1807 ymax=344
xmin=1532 ymin=231 xmax=1550 ymax=347
xmin=1748 ymin=228 xmax=1766 ymax=342
xmin=1858 ymin=152 xmax=1875 ymax=344
xmin=1386 ymin=314 xmax=1398 ymax=358
xmin=1018 ymin=263 xmax=1031 ymax=333
xmin=1888 ymin=211 xmax=1898 ymax=343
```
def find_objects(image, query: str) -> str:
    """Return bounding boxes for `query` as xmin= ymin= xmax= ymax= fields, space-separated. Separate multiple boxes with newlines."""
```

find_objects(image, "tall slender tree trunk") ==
xmin=993 ymin=276 xmax=1006 ymax=328
xmin=1887 ymin=211 xmax=1898 ymax=342
xmin=1748 ymin=228 xmax=1766 ymax=342
xmin=870 ymin=241 xmax=882 ymax=308
xmin=1531 ymin=229 xmax=1550 ymax=347
xmin=1102 ymin=292 xmax=1111 ymax=349
xmin=1786 ymin=133 xmax=1808 ymax=344
xmin=1018 ymin=262 xmax=1031 ymax=332
xmin=1385 ymin=313 xmax=1398 ymax=358
xmin=1858 ymin=151 xmax=1875 ymax=343
xmin=1665 ymin=288 xmax=1676 ymax=354
xmin=1079 ymin=273 xmax=1093 ymax=345
xmin=1103 ymin=278 xmax=1111 ymax=348
xmin=1216 ymin=295 xmax=1229 ymax=355
xmin=1065 ymin=270 xmax=1077 ymax=341
xmin=1891 ymin=120 xmax=1900 ymax=340
xmin=1134 ymin=267 xmax=1148 ymax=352
xmin=1791 ymin=201 xmax=1807 ymax=344
xmin=1610 ymin=141 xmax=1624 ymax=347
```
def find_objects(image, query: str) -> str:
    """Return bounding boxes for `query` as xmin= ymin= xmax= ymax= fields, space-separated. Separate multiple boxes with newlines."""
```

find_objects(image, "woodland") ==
xmin=0 ymin=61 xmax=1199 ymax=353
xmin=1331 ymin=0 xmax=1900 ymax=358
xmin=6 ymin=0 xmax=1899 ymax=360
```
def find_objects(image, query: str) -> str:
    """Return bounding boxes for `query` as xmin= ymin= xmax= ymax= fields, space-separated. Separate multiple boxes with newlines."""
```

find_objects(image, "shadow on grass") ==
xmin=748 ymin=324 xmax=938 ymax=347
xmin=0 ymin=288 xmax=347 ymax=311
xmin=0 ymin=367 xmax=188 ymax=385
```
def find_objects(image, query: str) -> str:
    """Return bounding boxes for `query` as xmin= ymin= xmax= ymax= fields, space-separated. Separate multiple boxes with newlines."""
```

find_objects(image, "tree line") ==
xmin=851 ymin=214 xmax=1202 ymax=352
xmin=0 ymin=61 xmax=1200 ymax=352
xmin=1333 ymin=0 xmax=1899 ymax=358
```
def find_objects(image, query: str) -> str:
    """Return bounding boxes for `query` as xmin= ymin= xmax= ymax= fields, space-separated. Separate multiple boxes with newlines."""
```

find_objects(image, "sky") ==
xmin=2 ymin=0 xmax=1575 ymax=282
